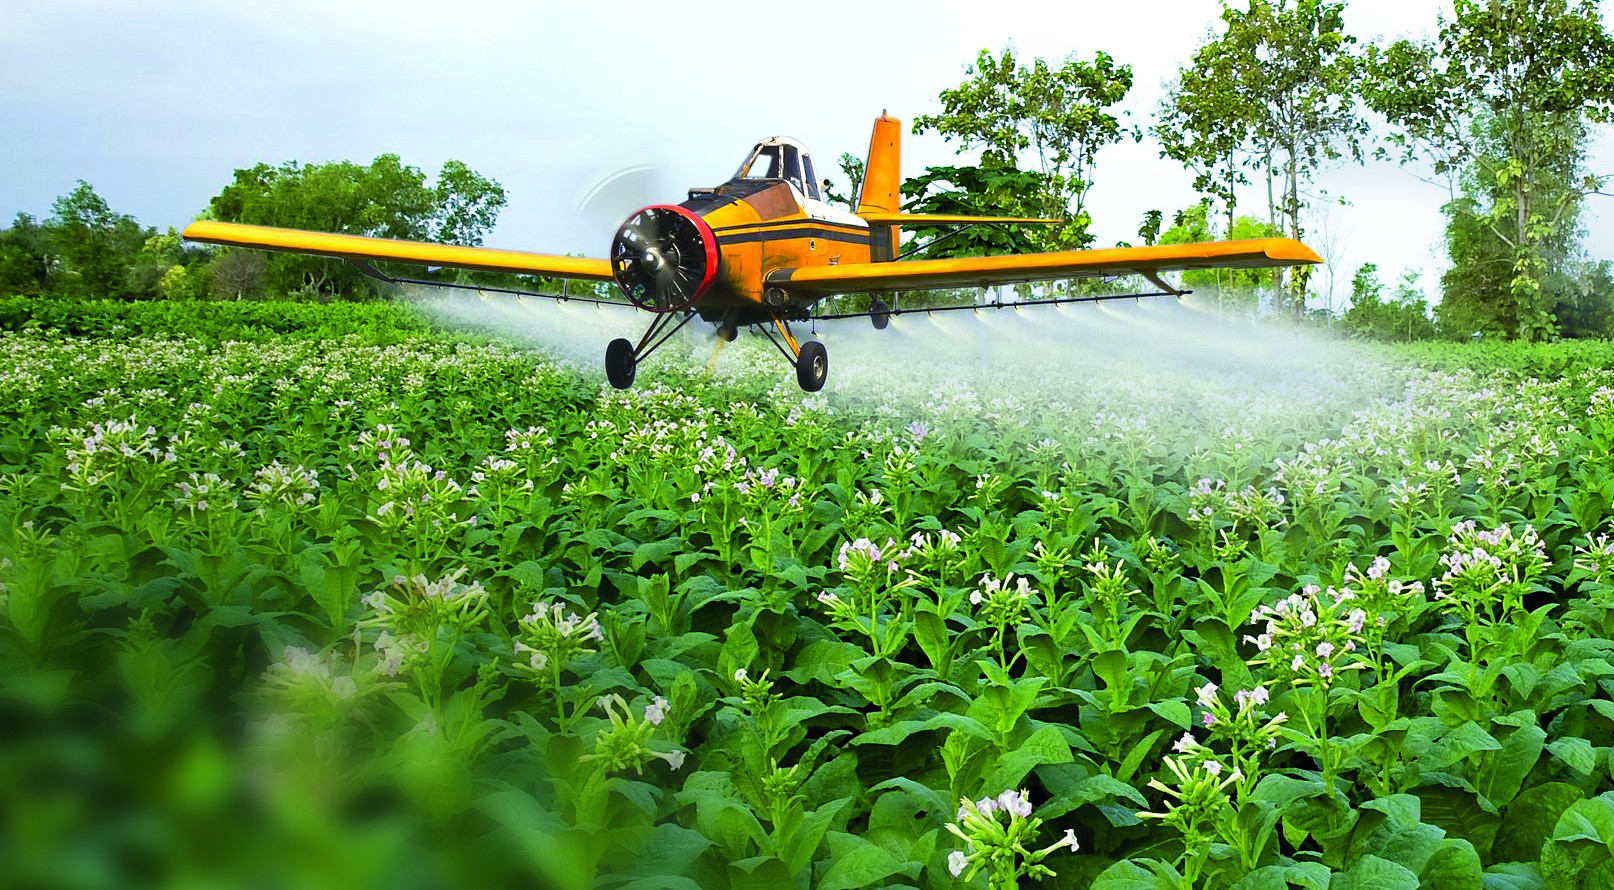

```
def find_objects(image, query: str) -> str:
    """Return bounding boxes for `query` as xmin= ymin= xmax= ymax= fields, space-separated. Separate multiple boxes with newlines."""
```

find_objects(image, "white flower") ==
xmin=996 ymin=789 xmax=1033 ymax=819
xmin=948 ymin=850 xmax=968 ymax=877
xmin=1056 ymin=828 xmax=1079 ymax=851
xmin=644 ymin=695 xmax=668 ymax=726
xmin=734 ymin=668 xmax=747 ymax=683
xmin=1194 ymin=681 xmax=1218 ymax=708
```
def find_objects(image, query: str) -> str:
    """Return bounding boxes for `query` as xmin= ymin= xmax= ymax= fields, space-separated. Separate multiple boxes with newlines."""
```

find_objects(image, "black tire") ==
xmin=796 ymin=340 xmax=828 ymax=392
xmin=605 ymin=337 xmax=636 ymax=389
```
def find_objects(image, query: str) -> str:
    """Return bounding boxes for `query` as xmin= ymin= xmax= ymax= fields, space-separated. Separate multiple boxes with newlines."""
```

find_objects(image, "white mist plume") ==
xmin=405 ymin=284 xmax=1412 ymax=448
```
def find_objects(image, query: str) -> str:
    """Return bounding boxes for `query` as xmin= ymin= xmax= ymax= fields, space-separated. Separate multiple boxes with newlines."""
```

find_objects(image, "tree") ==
xmin=206 ymin=155 xmax=507 ymax=297
xmin=822 ymin=152 xmax=865 ymax=211
xmin=900 ymin=165 xmax=1050 ymax=258
xmin=1342 ymin=263 xmax=1435 ymax=340
xmin=1156 ymin=26 xmax=1252 ymax=238
xmin=914 ymin=47 xmax=1138 ymax=250
xmin=1159 ymin=1 xmax=1367 ymax=316
xmin=209 ymin=249 xmax=267 ymax=300
xmin=0 ymin=214 xmax=49 ymax=296
xmin=1556 ymin=260 xmax=1614 ymax=339
xmin=1363 ymin=0 xmax=1614 ymax=340
xmin=46 ymin=181 xmax=151 ymax=298
xmin=1158 ymin=202 xmax=1279 ymax=316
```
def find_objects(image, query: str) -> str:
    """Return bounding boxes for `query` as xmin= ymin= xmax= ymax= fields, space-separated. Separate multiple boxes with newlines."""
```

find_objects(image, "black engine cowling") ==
xmin=610 ymin=205 xmax=718 ymax=313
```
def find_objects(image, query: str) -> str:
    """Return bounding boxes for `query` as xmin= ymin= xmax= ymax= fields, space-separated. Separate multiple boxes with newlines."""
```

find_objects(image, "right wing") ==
xmin=768 ymin=238 xmax=1320 ymax=297
xmin=183 ymin=221 xmax=615 ymax=282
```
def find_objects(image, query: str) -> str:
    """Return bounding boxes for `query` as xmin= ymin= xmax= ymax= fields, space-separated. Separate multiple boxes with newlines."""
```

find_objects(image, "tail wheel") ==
xmin=796 ymin=340 xmax=828 ymax=392
xmin=605 ymin=337 xmax=636 ymax=389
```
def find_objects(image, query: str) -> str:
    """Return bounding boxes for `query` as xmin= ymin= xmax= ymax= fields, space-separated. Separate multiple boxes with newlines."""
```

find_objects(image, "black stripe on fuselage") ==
xmin=717 ymin=227 xmax=871 ymax=246
xmin=711 ymin=218 xmax=869 ymax=235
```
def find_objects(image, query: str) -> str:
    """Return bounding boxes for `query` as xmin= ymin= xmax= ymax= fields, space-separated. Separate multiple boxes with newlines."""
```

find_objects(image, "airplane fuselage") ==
xmin=677 ymin=178 xmax=873 ymax=323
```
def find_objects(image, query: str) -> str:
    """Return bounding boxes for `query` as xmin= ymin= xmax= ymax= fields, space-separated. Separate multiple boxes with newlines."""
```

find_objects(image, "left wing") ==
xmin=768 ymin=237 xmax=1320 ymax=297
xmin=183 ymin=221 xmax=615 ymax=281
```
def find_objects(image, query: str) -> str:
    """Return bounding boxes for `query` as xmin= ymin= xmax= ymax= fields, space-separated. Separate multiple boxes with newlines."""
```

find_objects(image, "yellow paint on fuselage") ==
xmin=690 ymin=188 xmax=871 ymax=308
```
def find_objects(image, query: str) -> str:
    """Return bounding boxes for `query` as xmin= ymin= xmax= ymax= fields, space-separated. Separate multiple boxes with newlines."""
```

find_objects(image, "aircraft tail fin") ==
xmin=857 ymin=113 xmax=901 ymax=261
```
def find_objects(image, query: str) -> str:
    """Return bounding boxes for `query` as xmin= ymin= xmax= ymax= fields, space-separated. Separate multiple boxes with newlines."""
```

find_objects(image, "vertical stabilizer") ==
xmin=858 ymin=113 xmax=901 ymax=261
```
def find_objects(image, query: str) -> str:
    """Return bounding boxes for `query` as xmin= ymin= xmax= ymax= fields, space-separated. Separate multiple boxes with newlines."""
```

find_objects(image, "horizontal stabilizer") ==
xmin=857 ymin=212 xmax=1061 ymax=226
xmin=182 ymin=221 xmax=614 ymax=282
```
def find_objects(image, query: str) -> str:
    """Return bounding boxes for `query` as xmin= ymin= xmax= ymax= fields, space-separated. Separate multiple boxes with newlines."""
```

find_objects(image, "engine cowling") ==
xmin=610 ymin=205 xmax=719 ymax=313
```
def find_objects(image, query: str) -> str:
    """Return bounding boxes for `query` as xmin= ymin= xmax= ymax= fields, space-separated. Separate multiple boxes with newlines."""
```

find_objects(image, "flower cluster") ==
xmin=1339 ymin=556 xmax=1426 ymax=643
xmin=1175 ymin=682 xmax=1286 ymax=798
xmin=511 ymin=599 xmax=604 ymax=678
xmin=1245 ymin=584 xmax=1366 ymax=687
xmin=582 ymin=692 xmax=686 ymax=774
xmin=1434 ymin=520 xmax=1547 ymax=623
xmin=359 ymin=570 xmax=491 ymax=683
xmin=245 ymin=460 xmax=320 ymax=512
xmin=1576 ymin=534 xmax=1614 ymax=587
xmin=55 ymin=416 xmax=177 ymax=494
xmin=1136 ymin=756 xmax=1241 ymax=864
xmin=944 ymin=789 xmax=1077 ymax=884
xmin=174 ymin=471 xmax=237 ymax=514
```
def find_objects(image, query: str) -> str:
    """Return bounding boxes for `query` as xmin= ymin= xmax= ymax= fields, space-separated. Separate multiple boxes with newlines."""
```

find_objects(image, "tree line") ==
xmin=3 ymin=0 xmax=1610 ymax=340
xmin=0 ymin=156 xmax=510 ymax=304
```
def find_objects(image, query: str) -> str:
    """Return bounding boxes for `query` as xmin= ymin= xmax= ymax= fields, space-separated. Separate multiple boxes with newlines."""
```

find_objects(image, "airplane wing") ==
xmin=183 ymin=221 xmax=615 ymax=282
xmin=767 ymin=238 xmax=1320 ymax=301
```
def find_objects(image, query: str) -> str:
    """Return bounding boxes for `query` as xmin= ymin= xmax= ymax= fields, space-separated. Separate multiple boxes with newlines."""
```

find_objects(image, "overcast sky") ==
xmin=2 ymin=0 xmax=1609 ymax=309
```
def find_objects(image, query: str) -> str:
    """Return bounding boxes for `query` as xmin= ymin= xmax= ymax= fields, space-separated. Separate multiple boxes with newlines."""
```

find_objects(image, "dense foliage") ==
xmin=0 ymin=155 xmax=508 ymax=303
xmin=9 ymin=299 xmax=1614 ymax=888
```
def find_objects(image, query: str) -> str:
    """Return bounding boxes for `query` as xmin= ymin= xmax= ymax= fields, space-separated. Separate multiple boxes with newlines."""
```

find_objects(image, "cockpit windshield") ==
xmin=734 ymin=140 xmax=820 ymax=200
xmin=737 ymin=145 xmax=782 ymax=180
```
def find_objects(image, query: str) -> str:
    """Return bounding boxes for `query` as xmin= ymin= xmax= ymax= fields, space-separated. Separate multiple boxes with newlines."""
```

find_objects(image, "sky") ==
xmin=2 ymin=0 xmax=1609 ymax=311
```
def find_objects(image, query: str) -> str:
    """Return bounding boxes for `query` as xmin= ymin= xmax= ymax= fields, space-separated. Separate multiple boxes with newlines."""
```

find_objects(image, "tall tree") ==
xmin=1159 ymin=1 xmax=1366 ymax=316
xmin=913 ymin=47 xmax=1138 ymax=250
xmin=1363 ymin=0 xmax=1614 ymax=340
xmin=47 ymin=182 xmax=151 ymax=297
xmin=1156 ymin=28 xmax=1251 ymax=238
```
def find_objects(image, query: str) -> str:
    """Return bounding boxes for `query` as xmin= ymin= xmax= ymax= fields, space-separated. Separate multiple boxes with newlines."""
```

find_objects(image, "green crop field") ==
xmin=8 ymin=297 xmax=1614 ymax=889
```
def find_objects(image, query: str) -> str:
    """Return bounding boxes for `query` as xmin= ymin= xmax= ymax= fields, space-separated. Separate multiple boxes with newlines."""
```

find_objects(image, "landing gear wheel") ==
xmin=605 ymin=337 xmax=636 ymax=389
xmin=796 ymin=340 xmax=828 ymax=392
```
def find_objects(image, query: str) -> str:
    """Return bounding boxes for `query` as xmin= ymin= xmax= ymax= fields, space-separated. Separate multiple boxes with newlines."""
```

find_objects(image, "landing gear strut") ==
xmin=603 ymin=310 xmax=695 ymax=390
xmin=757 ymin=311 xmax=829 ymax=392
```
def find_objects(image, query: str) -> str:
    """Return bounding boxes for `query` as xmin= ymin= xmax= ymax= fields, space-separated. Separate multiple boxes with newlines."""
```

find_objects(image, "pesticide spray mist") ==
xmin=410 ymin=284 xmax=1412 ymax=452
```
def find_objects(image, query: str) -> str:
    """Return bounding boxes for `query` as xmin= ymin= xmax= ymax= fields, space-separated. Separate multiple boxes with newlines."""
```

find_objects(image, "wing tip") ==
xmin=1267 ymin=238 xmax=1323 ymax=265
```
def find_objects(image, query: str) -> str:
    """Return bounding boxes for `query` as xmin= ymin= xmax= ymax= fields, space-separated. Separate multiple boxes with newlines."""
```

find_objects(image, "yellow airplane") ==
xmin=183 ymin=114 xmax=1320 ymax=392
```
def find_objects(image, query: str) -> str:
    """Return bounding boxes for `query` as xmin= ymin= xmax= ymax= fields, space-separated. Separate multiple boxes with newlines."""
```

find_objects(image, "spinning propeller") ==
xmin=610 ymin=206 xmax=717 ymax=312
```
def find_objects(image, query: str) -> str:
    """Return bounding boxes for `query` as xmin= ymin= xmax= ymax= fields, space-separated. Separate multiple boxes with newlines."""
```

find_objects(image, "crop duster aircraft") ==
xmin=183 ymin=115 xmax=1321 ymax=392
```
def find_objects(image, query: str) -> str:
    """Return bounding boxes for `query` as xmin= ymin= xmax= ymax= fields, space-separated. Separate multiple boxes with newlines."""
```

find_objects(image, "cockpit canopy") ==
xmin=733 ymin=137 xmax=822 ymax=201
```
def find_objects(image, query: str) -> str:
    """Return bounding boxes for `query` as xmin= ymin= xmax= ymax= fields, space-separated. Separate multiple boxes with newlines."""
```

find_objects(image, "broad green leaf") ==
xmin=1091 ymin=859 xmax=1182 ymax=890
xmin=1419 ymin=839 xmax=1484 ymax=889
xmin=816 ymin=832 xmax=908 ymax=890
xmin=1494 ymin=783 xmax=1585 ymax=864
xmin=1329 ymin=854 xmax=1419 ymax=890
xmin=1548 ymin=736 xmax=1598 ymax=777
